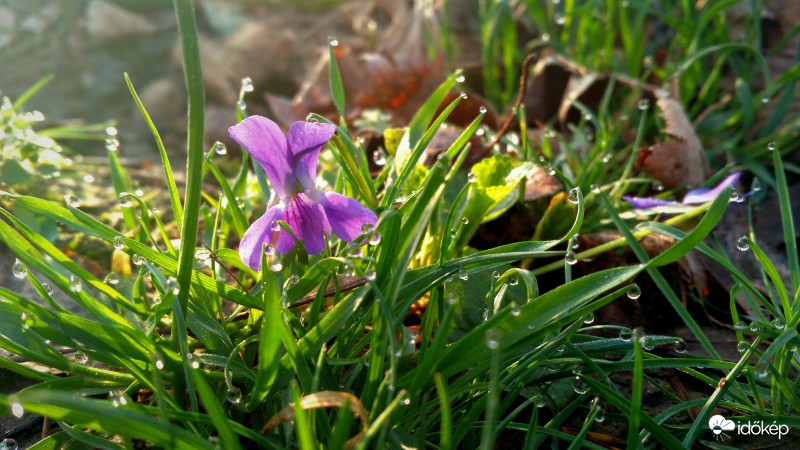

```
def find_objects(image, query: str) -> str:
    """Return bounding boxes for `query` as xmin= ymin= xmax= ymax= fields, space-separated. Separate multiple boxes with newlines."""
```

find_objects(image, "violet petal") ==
xmin=286 ymin=121 xmax=337 ymax=190
xmin=277 ymin=192 xmax=330 ymax=255
xmin=320 ymin=191 xmax=378 ymax=242
xmin=228 ymin=116 xmax=295 ymax=198
xmin=238 ymin=203 xmax=286 ymax=271
xmin=623 ymin=196 xmax=681 ymax=209
xmin=682 ymin=172 xmax=741 ymax=205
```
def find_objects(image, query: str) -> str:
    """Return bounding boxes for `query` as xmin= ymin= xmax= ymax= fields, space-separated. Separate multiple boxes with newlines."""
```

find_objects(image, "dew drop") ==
xmin=737 ymin=342 xmax=748 ymax=353
xmin=10 ymin=401 xmax=23 ymax=419
xmin=118 ymin=192 xmax=133 ymax=208
xmin=372 ymin=149 xmax=387 ymax=166
xmin=365 ymin=269 xmax=376 ymax=281
xmin=573 ymin=377 xmax=589 ymax=394
xmin=510 ymin=302 xmax=521 ymax=317
xmin=749 ymin=322 xmax=760 ymax=333
xmin=567 ymin=187 xmax=580 ymax=204
xmin=673 ymin=340 xmax=687 ymax=353
xmin=237 ymin=100 xmax=247 ymax=113
xmin=1 ymin=438 xmax=18 ymax=450
xmin=270 ymin=220 xmax=281 ymax=232
xmin=729 ymin=189 xmax=740 ymax=202
xmin=288 ymin=274 xmax=300 ymax=285
xmin=458 ymin=268 xmax=468 ymax=280
xmin=69 ymin=275 xmax=82 ymax=293
xmin=107 ymin=273 xmax=119 ymax=285
xmin=264 ymin=244 xmax=276 ymax=256
xmin=106 ymin=126 xmax=118 ymax=137
xmin=555 ymin=14 xmax=566 ymax=25
xmin=241 ymin=77 xmax=254 ymax=92
xmin=652 ymin=180 xmax=665 ymax=192
xmin=572 ymin=365 xmax=583 ymax=375
xmin=368 ymin=231 xmax=381 ymax=245
xmin=583 ymin=312 xmax=594 ymax=324
xmin=12 ymin=259 xmax=27 ymax=279
xmin=329 ymin=38 xmax=339 ymax=47
xmin=227 ymin=386 xmax=243 ymax=404
xmin=186 ymin=353 xmax=203 ymax=370
xmin=74 ymin=351 xmax=89 ymax=364
xmin=637 ymin=98 xmax=650 ymax=111
xmin=771 ymin=318 xmax=785 ymax=330
xmin=626 ymin=284 xmax=641 ymax=299
xmin=755 ymin=361 xmax=769 ymax=379
xmin=400 ymin=394 xmax=411 ymax=406
xmin=83 ymin=174 xmax=95 ymax=183
xmin=589 ymin=184 xmax=600 ymax=194
xmin=361 ymin=223 xmax=374 ymax=233
xmin=508 ymin=276 xmax=518 ymax=286
xmin=751 ymin=178 xmax=762 ymax=192
xmin=642 ymin=55 xmax=654 ymax=68
xmin=64 ymin=194 xmax=81 ymax=208
xmin=565 ymin=251 xmax=577 ymax=265
xmin=640 ymin=335 xmax=656 ymax=351
xmin=212 ymin=141 xmax=227 ymax=155
xmin=459 ymin=92 xmax=468 ymax=100
xmin=601 ymin=154 xmax=612 ymax=164
xmin=475 ymin=128 xmax=485 ymax=136
xmin=108 ymin=390 xmax=129 ymax=407
xmin=269 ymin=260 xmax=283 ymax=272
xmin=619 ymin=329 xmax=632 ymax=342
xmin=166 ymin=277 xmax=180 ymax=295
xmin=760 ymin=96 xmax=770 ymax=104
xmin=533 ymin=394 xmax=545 ymax=407
xmin=767 ymin=141 xmax=777 ymax=152
xmin=155 ymin=359 xmax=165 ymax=370
xmin=456 ymin=74 xmax=466 ymax=83
xmin=105 ymin=138 xmax=119 ymax=152
xmin=113 ymin=236 xmax=124 ymax=249
xmin=736 ymin=236 xmax=750 ymax=251
xmin=479 ymin=106 xmax=487 ymax=114
xmin=42 ymin=283 xmax=53 ymax=295
xmin=583 ymin=112 xmax=593 ymax=121
xmin=492 ymin=270 xmax=500 ymax=279
xmin=132 ymin=254 xmax=145 ymax=266
xmin=467 ymin=171 xmax=477 ymax=183
xmin=485 ymin=330 xmax=500 ymax=349
xmin=541 ymin=32 xmax=551 ymax=42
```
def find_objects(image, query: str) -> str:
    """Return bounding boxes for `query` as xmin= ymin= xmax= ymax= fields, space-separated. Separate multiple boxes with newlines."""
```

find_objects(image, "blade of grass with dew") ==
xmin=244 ymin=270 xmax=283 ymax=410
xmin=173 ymin=0 xmax=205 ymax=317
xmin=125 ymin=72 xmax=184 ymax=229
xmin=192 ymin=370 xmax=244 ymax=450
xmin=0 ymin=390 xmax=213 ymax=450
xmin=773 ymin=149 xmax=799 ymax=295
xmin=626 ymin=327 xmax=644 ymax=450
xmin=598 ymin=193 xmax=723 ymax=357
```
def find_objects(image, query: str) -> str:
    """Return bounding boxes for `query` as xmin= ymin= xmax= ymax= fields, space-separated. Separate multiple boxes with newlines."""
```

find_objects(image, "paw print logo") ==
xmin=708 ymin=415 xmax=735 ymax=440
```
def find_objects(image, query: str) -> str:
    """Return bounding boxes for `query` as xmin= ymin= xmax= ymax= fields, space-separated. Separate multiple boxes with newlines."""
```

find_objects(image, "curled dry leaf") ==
xmin=261 ymin=391 xmax=369 ymax=449
xmin=636 ymin=96 xmax=709 ymax=189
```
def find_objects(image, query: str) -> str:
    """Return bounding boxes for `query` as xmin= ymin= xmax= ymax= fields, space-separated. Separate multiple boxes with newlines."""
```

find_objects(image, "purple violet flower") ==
xmin=229 ymin=116 xmax=377 ymax=270
xmin=624 ymin=172 xmax=742 ymax=209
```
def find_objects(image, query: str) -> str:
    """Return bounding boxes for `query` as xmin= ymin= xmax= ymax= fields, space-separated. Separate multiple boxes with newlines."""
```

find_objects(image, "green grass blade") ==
xmin=192 ymin=370 xmax=244 ymax=450
xmin=773 ymin=149 xmax=799 ymax=297
xmin=173 ymin=0 xmax=206 ymax=316
xmin=124 ymin=72 xmax=184 ymax=229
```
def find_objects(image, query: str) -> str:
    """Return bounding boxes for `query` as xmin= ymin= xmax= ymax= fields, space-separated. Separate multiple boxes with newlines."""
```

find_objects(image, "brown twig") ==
xmin=484 ymin=52 xmax=541 ymax=152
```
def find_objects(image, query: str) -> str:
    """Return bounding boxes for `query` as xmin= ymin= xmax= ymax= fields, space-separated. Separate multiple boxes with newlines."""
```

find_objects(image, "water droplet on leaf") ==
xmin=626 ymin=284 xmax=641 ymax=299
xmin=113 ymin=236 xmax=124 ymax=249
xmin=565 ymin=251 xmax=577 ymax=265
xmin=118 ymin=193 xmax=133 ymax=208
xmin=12 ymin=259 xmax=26 ymax=279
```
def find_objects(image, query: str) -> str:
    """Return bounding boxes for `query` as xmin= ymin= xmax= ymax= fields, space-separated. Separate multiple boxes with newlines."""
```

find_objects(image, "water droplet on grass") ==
xmin=365 ymin=269 xmax=376 ymax=281
xmin=42 ymin=283 xmax=53 ymax=295
xmin=619 ymin=329 xmax=632 ymax=342
xmin=12 ymin=259 xmax=26 ymax=279
xmin=241 ymin=77 xmax=254 ymax=92
xmin=186 ymin=353 xmax=202 ymax=370
xmin=1 ymin=438 xmax=19 ymax=450
xmin=594 ymin=406 xmax=606 ymax=422
xmin=166 ymin=277 xmax=179 ymax=295
xmin=771 ymin=318 xmax=785 ymax=330
xmin=459 ymin=92 xmax=468 ymax=100
xmin=485 ymin=330 xmax=500 ymax=349
xmin=479 ymin=106 xmax=487 ymax=114
xmin=533 ymin=394 xmax=545 ymax=407
xmin=767 ymin=141 xmax=777 ymax=152
xmin=755 ymin=361 xmax=769 ymax=379
xmin=573 ymin=377 xmax=589 ymax=394
xmin=626 ymin=284 xmax=641 ymax=299
xmin=10 ymin=401 xmax=23 ymax=418
xmin=227 ymin=386 xmax=243 ymax=404
xmin=568 ymin=187 xmax=580 ymax=204
xmin=119 ymin=193 xmax=133 ymax=208
xmin=458 ymin=268 xmax=468 ymax=280
xmin=155 ymin=359 xmax=165 ymax=370
xmin=510 ymin=302 xmax=521 ymax=316
xmin=69 ymin=275 xmax=82 ymax=293
xmin=737 ymin=342 xmax=748 ymax=353
xmin=637 ymin=98 xmax=650 ymax=111
xmin=640 ymin=335 xmax=656 ymax=351
xmin=673 ymin=340 xmax=687 ymax=353
xmin=329 ymin=38 xmax=339 ymax=47
xmin=65 ymin=195 xmax=81 ymax=208
xmin=456 ymin=74 xmax=465 ymax=83
xmin=107 ymin=273 xmax=119 ymax=285
xmin=467 ymin=172 xmax=477 ymax=183
xmin=583 ymin=313 xmax=594 ymax=324
xmin=212 ymin=141 xmax=227 ymax=155
xmin=75 ymin=351 xmax=89 ymax=364
xmin=368 ymin=231 xmax=381 ymax=245
xmin=372 ymin=149 xmax=387 ymax=166
xmin=113 ymin=236 xmax=124 ymax=249
xmin=729 ymin=189 xmax=740 ymax=202
xmin=736 ymin=236 xmax=749 ymax=251
xmin=565 ymin=251 xmax=577 ymax=265
xmin=589 ymin=184 xmax=600 ymax=194
xmin=132 ymin=254 xmax=145 ymax=266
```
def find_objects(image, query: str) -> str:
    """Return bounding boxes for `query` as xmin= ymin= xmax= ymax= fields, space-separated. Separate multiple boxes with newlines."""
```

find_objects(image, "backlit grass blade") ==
xmin=328 ymin=39 xmax=346 ymax=122
xmin=772 ymin=149 xmax=799 ymax=295
xmin=125 ymin=72 xmax=184 ymax=229
xmin=11 ymin=74 xmax=53 ymax=109
xmin=192 ymin=370 xmax=244 ymax=450
xmin=244 ymin=271 xmax=283 ymax=410
xmin=173 ymin=0 xmax=205 ymax=316
xmin=626 ymin=328 xmax=644 ymax=450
